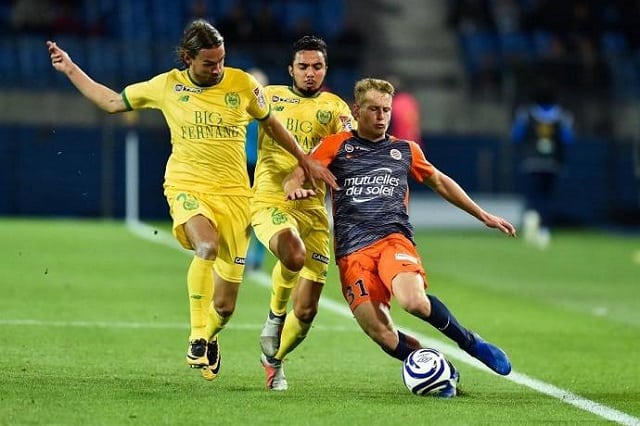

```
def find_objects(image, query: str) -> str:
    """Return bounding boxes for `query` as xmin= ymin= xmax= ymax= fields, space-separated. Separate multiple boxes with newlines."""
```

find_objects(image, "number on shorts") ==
xmin=345 ymin=279 xmax=368 ymax=304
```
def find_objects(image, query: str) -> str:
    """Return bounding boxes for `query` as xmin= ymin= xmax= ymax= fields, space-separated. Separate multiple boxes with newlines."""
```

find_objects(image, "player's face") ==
xmin=189 ymin=45 xmax=225 ymax=86
xmin=354 ymin=90 xmax=392 ymax=141
xmin=289 ymin=50 xmax=327 ymax=97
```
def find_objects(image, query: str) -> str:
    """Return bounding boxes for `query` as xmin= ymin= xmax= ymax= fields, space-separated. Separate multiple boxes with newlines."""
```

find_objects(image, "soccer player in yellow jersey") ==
xmin=47 ymin=20 xmax=336 ymax=380
xmin=251 ymin=35 xmax=354 ymax=390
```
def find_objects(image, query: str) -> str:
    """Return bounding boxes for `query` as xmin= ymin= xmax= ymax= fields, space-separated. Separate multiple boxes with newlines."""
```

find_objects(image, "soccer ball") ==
xmin=402 ymin=348 xmax=459 ymax=397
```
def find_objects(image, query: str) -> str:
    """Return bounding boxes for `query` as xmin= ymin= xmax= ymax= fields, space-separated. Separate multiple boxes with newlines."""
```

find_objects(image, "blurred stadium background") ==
xmin=0 ymin=0 xmax=639 ymax=229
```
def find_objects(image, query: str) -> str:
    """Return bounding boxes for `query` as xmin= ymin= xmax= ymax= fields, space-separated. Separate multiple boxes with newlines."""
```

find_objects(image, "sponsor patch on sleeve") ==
xmin=253 ymin=87 xmax=266 ymax=109
xmin=339 ymin=115 xmax=353 ymax=130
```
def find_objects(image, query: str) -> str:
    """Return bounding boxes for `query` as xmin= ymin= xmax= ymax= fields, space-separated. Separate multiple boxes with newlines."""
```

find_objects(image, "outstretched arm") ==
xmin=260 ymin=114 xmax=337 ymax=190
xmin=47 ymin=41 xmax=127 ymax=113
xmin=424 ymin=169 xmax=516 ymax=236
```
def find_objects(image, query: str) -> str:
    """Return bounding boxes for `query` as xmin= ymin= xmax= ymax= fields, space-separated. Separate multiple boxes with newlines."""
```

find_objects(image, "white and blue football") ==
xmin=402 ymin=348 xmax=459 ymax=397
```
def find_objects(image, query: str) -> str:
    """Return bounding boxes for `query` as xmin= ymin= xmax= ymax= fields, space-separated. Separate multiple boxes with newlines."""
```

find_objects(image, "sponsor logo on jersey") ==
xmin=254 ymin=87 xmax=267 ymax=109
xmin=271 ymin=95 xmax=300 ymax=104
xmin=339 ymin=115 xmax=353 ymax=130
xmin=343 ymin=167 xmax=400 ymax=202
xmin=344 ymin=143 xmax=372 ymax=158
xmin=176 ymin=193 xmax=199 ymax=210
xmin=312 ymin=253 xmax=330 ymax=264
xmin=225 ymin=92 xmax=240 ymax=109
xmin=234 ymin=257 xmax=246 ymax=265
xmin=174 ymin=84 xmax=203 ymax=94
xmin=316 ymin=110 xmax=332 ymax=125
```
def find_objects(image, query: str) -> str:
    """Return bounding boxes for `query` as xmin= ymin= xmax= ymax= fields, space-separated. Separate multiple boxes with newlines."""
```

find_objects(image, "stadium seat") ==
xmin=86 ymin=38 xmax=122 ymax=88
xmin=497 ymin=32 xmax=532 ymax=68
xmin=17 ymin=36 xmax=53 ymax=89
xmin=0 ymin=37 xmax=18 ymax=87
xmin=459 ymin=31 xmax=500 ymax=78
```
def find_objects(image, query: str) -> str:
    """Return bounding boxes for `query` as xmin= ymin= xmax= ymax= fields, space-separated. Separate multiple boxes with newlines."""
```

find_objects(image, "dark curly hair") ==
xmin=291 ymin=35 xmax=328 ymax=66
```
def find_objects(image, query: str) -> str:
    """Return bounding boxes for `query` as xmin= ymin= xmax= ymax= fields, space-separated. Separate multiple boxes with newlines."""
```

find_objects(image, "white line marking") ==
xmin=128 ymin=220 xmax=639 ymax=426
xmin=0 ymin=318 xmax=358 ymax=333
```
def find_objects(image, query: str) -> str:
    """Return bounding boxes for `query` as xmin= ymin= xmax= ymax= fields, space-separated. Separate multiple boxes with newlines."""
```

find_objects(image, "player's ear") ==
xmin=288 ymin=65 xmax=293 ymax=77
xmin=352 ymin=103 xmax=360 ymax=119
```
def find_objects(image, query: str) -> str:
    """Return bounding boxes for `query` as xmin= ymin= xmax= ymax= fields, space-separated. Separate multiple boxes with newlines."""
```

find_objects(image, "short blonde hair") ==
xmin=354 ymin=78 xmax=395 ymax=105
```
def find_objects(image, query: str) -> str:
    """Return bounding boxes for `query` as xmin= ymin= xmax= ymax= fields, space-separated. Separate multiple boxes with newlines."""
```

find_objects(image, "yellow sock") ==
xmin=206 ymin=303 xmax=231 ymax=341
xmin=187 ymin=256 xmax=214 ymax=341
xmin=270 ymin=262 xmax=298 ymax=316
xmin=275 ymin=311 xmax=311 ymax=361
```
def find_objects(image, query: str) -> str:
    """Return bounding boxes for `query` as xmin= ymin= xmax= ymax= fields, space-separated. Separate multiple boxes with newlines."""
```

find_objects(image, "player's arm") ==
xmin=47 ymin=41 xmax=127 ymax=113
xmin=423 ymin=169 xmax=516 ymax=237
xmin=283 ymin=166 xmax=316 ymax=200
xmin=260 ymin=114 xmax=337 ymax=190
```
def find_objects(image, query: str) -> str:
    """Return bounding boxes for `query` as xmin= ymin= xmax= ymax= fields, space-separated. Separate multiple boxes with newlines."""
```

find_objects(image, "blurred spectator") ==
xmin=388 ymin=75 xmax=423 ymax=149
xmin=510 ymin=78 xmax=575 ymax=248
xmin=289 ymin=17 xmax=315 ymax=42
xmin=217 ymin=3 xmax=255 ymax=43
xmin=333 ymin=15 xmax=365 ymax=67
xmin=51 ymin=0 xmax=85 ymax=36
xmin=252 ymin=1 xmax=284 ymax=43
xmin=189 ymin=0 xmax=215 ymax=23
xmin=491 ymin=0 xmax=522 ymax=35
xmin=11 ymin=0 xmax=56 ymax=35
xmin=447 ymin=0 xmax=495 ymax=36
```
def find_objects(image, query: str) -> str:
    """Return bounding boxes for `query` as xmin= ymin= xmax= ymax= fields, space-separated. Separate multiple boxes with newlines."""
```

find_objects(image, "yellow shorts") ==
xmin=251 ymin=202 xmax=330 ymax=283
xmin=165 ymin=188 xmax=251 ymax=283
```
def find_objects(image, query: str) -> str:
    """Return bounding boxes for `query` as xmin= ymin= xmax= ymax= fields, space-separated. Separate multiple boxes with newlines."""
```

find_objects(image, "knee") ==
xmin=279 ymin=246 xmax=306 ymax=272
xmin=294 ymin=304 xmax=318 ymax=323
xmin=212 ymin=300 xmax=235 ymax=319
xmin=399 ymin=297 xmax=430 ymax=317
xmin=194 ymin=240 xmax=218 ymax=260
xmin=212 ymin=293 xmax=236 ymax=318
xmin=274 ymin=231 xmax=306 ymax=272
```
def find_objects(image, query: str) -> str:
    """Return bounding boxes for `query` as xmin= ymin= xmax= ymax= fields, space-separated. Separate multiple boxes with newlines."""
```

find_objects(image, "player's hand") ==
xmin=47 ymin=41 xmax=73 ymax=74
xmin=285 ymin=187 xmax=317 ymax=201
xmin=299 ymin=156 xmax=337 ymax=190
xmin=484 ymin=214 xmax=517 ymax=237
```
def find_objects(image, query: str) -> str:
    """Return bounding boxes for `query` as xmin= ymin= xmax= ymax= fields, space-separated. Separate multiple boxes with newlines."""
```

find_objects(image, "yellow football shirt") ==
xmin=253 ymin=85 xmax=353 ymax=208
xmin=122 ymin=67 xmax=269 ymax=197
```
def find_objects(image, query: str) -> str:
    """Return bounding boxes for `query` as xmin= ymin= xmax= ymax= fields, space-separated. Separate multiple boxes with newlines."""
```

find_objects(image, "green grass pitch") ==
xmin=0 ymin=218 xmax=638 ymax=425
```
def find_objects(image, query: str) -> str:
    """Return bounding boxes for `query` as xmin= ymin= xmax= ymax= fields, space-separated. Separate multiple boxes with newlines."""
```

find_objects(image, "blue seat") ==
xmin=86 ymin=38 xmax=122 ymax=88
xmin=459 ymin=31 xmax=500 ymax=76
xmin=497 ymin=32 xmax=532 ymax=66
xmin=0 ymin=37 xmax=18 ymax=87
xmin=17 ymin=36 xmax=52 ymax=89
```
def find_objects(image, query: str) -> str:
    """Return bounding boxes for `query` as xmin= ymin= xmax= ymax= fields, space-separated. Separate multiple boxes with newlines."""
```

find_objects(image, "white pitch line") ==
xmin=129 ymin=220 xmax=640 ymax=426
xmin=0 ymin=318 xmax=358 ymax=333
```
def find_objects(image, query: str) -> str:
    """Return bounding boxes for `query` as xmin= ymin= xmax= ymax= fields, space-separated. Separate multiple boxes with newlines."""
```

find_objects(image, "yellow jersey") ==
xmin=253 ymin=85 xmax=353 ymax=209
xmin=122 ymin=67 xmax=269 ymax=197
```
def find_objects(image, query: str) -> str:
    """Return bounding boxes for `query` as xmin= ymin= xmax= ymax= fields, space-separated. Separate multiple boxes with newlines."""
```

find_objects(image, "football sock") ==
xmin=187 ymin=256 xmax=215 ymax=341
xmin=206 ymin=303 xmax=231 ymax=341
xmin=383 ymin=330 xmax=421 ymax=361
xmin=426 ymin=294 xmax=473 ymax=349
xmin=275 ymin=311 xmax=310 ymax=361
xmin=270 ymin=262 xmax=298 ymax=317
